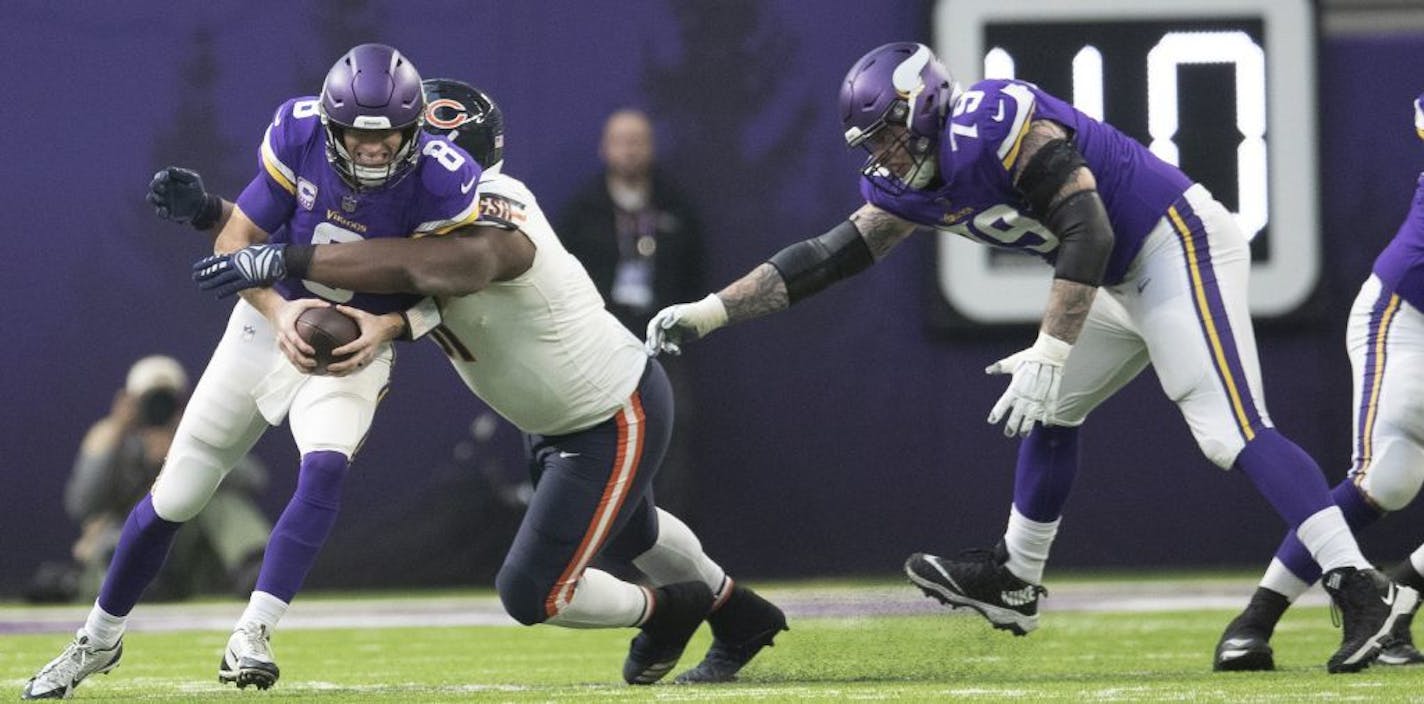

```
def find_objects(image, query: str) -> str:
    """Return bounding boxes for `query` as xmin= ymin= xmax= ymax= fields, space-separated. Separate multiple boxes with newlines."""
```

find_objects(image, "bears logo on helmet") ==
xmin=421 ymin=78 xmax=505 ymax=171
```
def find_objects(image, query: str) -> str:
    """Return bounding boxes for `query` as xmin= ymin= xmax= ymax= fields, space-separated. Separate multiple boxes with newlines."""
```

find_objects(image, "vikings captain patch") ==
xmin=297 ymin=178 xmax=317 ymax=211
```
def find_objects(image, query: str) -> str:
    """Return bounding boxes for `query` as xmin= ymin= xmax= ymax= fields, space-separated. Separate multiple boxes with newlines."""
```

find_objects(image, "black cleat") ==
xmin=623 ymin=582 xmax=713 ymax=685
xmin=1323 ymin=567 xmax=1420 ymax=673
xmin=1213 ymin=621 xmax=1275 ymax=671
xmin=905 ymin=543 xmax=1046 ymax=636
xmin=675 ymin=584 xmax=788 ymax=683
xmin=1213 ymin=587 xmax=1288 ymax=672
xmin=1377 ymin=596 xmax=1424 ymax=666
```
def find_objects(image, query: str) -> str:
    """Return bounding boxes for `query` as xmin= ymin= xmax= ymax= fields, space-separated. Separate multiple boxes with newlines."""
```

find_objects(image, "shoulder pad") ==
xmin=260 ymin=96 xmax=323 ymax=195
xmin=416 ymin=135 xmax=482 ymax=198
xmin=949 ymin=80 xmax=1039 ymax=172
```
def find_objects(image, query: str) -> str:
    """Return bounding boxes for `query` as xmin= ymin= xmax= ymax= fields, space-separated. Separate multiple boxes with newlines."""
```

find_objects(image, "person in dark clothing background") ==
xmin=560 ymin=108 xmax=707 ymax=334
xmin=559 ymin=108 xmax=706 ymax=521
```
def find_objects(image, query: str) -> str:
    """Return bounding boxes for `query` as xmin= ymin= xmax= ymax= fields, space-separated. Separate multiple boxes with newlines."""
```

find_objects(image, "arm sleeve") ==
xmin=1043 ymin=189 xmax=1113 ymax=286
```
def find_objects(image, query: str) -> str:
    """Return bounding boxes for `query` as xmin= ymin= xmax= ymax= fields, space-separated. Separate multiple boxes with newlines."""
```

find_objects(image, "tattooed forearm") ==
xmin=1041 ymin=279 xmax=1097 ymax=344
xmin=717 ymin=263 xmax=790 ymax=324
xmin=850 ymin=204 xmax=917 ymax=260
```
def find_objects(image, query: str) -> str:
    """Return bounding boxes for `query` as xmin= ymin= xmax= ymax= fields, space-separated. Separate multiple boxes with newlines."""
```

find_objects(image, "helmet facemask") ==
xmin=321 ymin=113 xmax=424 ymax=190
xmin=845 ymin=99 xmax=939 ymax=196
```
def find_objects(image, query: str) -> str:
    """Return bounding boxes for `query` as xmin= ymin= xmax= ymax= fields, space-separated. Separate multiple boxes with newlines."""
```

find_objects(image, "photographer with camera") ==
xmin=29 ymin=356 xmax=273 ymax=603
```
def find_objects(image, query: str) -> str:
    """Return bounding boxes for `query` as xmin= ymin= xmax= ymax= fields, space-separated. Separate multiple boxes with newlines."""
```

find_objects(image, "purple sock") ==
xmin=255 ymin=450 xmax=349 ymax=603
xmin=1232 ymin=428 xmax=1332 ymax=527
xmin=1012 ymin=425 xmax=1080 ymax=522
xmin=97 ymin=494 xmax=182 ymax=617
xmin=1273 ymin=481 xmax=1382 ymax=584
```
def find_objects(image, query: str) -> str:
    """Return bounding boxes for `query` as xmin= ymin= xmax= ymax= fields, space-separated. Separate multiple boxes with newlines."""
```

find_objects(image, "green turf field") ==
xmin=2 ymin=579 xmax=1419 ymax=702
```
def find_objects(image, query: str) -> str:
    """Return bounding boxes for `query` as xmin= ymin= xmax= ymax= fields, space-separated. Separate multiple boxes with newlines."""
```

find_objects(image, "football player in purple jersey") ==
xmin=167 ymin=80 xmax=788 ymax=686
xmin=23 ymin=44 xmax=487 ymax=699
xmin=1213 ymin=93 xmax=1424 ymax=671
xmin=645 ymin=41 xmax=1416 ymax=672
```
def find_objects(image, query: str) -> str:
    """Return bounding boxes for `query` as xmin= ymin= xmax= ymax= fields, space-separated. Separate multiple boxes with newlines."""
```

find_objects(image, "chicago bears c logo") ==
xmin=426 ymin=98 xmax=484 ymax=130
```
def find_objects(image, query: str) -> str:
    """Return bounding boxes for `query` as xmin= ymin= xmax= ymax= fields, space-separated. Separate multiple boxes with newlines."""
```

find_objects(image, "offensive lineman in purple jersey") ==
xmin=22 ymin=44 xmax=483 ymax=699
xmin=1213 ymin=94 xmax=1424 ymax=671
xmin=173 ymin=79 xmax=788 ymax=686
xmin=644 ymin=41 xmax=1416 ymax=672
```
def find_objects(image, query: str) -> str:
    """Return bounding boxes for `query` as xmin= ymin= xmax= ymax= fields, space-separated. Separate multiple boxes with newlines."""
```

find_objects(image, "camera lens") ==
xmin=138 ymin=390 xmax=180 ymax=426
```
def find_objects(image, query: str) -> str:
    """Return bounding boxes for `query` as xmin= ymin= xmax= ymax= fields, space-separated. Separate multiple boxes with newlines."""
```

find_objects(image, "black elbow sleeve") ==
xmin=1017 ymin=138 xmax=1087 ymax=216
xmin=767 ymin=220 xmax=875 ymax=303
xmin=1045 ymin=190 xmax=1113 ymax=287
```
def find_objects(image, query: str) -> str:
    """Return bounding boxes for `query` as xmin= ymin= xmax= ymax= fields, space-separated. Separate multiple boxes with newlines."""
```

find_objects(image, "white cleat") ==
xmin=219 ymin=622 xmax=281 ymax=690
xmin=22 ymin=632 xmax=123 ymax=700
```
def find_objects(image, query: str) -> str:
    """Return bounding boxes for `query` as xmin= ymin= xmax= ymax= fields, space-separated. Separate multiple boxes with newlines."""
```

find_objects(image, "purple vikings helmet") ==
xmin=840 ymin=42 xmax=956 ymax=194
xmin=319 ymin=43 xmax=426 ymax=189
xmin=421 ymin=78 xmax=505 ymax=171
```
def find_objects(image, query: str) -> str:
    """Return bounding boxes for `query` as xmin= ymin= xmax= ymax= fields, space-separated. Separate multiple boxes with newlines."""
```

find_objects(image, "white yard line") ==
xmin=0 ymin=579 xmax=1329 ymax=635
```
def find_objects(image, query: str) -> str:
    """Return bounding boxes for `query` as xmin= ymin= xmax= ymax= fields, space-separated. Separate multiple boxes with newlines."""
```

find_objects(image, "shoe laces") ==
xmin=235 ymin=623 xmax=272 ymax=657
xmin=35 ymin=637 xmax=97 ymax=682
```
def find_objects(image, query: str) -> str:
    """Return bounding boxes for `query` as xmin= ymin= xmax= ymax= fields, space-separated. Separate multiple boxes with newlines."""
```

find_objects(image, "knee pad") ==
xmin=1199 ymin=437 xmax=1244 ymax=470
xmin=1356 ymin=462 xmax=1424 ymax=512
xmin=1352 ymin=429 xmax=1424 ymax=512
xmin=150 ymin=447 xmax=228 ymax=522
xmin=496 ymin=563 xmax=551 ymax=626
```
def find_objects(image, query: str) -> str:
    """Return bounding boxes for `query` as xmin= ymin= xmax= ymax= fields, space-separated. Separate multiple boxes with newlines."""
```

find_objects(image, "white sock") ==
xmin=546 ymin=568 xmax=651 ymax=628
xmin=83 ymin=602 xmax=127 ymax=648
xmin=1003 ymin=505 xmax=1058 ymax=585
xmin=237 ymin=591 xmax=289 ymax=632
xmin=632 ymin=509 xmax=728 ymax=598
xmin=1295 ymin=506 xmax=1368 ymax=573
xmin=1258 ymin=558 xmax=1311 ymax=602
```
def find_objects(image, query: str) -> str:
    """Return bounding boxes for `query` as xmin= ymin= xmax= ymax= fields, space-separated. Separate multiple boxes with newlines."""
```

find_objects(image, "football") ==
xmin=295 ymin=306 xmax=359 ymax=374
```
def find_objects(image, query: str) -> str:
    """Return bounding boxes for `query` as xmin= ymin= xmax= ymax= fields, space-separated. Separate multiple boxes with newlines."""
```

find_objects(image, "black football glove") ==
xmin=148 ymin=166 xmax=223 ymax=230
xmin=193 ymin=244 xmax=289 ymax=298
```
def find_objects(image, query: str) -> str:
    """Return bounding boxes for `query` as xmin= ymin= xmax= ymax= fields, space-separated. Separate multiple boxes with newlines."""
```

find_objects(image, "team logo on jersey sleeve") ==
xmin=476 ymin=193 xmax=528 ymax=230
xmin=297 ymin=178 xmax=317 ymax=211
xmin=941 ymin=206 xmax=973 ymax=225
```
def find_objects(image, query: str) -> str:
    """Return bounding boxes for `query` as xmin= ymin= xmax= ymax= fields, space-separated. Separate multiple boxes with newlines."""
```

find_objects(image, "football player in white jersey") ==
xmin=175 ymin=79 xmax=787 ymax=686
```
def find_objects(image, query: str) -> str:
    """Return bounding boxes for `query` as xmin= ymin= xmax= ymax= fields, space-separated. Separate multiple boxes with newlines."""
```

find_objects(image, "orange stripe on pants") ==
xmin=543 ymin=394 xmax=647 ymax=617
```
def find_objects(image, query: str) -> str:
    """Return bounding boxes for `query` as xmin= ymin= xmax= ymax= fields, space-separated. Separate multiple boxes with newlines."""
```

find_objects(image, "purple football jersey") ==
xmin=862 ymin=79 xmax=1193 ymax=285
xmin=1371 ymin=173 xmax=1424 ymax=312
xmin=235 ymin=97 xmax=483 ymax=314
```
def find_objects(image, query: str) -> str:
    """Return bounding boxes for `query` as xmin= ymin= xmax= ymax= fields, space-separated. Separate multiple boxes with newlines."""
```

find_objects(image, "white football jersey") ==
xmin=428 ymin=172 xmax=647 ymax=436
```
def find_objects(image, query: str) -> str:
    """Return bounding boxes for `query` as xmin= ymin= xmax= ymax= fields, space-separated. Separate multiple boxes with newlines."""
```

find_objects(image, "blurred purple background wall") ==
xmin=1 ymin=1 xmax=1421 ymax=593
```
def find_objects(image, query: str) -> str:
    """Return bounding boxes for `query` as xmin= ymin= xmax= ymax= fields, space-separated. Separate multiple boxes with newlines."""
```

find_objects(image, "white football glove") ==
xmin=986 ymin=332 xmax=1073 ymax=438
xmin=644 ymin=293 xmax=728 ymax=356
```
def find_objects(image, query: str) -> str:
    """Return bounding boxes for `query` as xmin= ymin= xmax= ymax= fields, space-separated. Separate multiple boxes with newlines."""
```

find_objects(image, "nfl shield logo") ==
xmin=297 ymin=178 xmax=317 ymax=211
